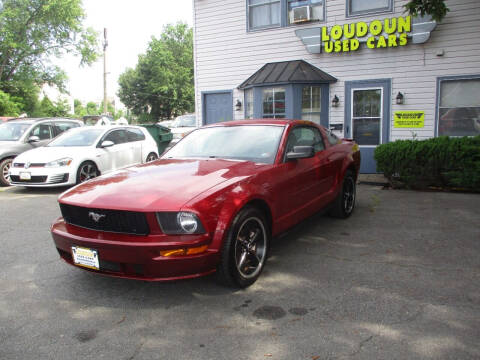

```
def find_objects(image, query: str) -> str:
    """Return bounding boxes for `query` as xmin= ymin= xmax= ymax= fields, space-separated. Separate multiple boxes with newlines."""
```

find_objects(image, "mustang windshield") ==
xmin=48 ymin=128 xmax=104 ymax=147
xmin=0 ymin=122 xmax=31 ymax=141
xmin=164 ymin=125 xmax=284 ymax=164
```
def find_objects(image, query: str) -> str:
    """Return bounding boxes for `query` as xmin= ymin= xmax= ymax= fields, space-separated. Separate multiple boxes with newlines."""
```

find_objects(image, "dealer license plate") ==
xmin=19 ymin=172 xmax=31 ymax=180
xmin=71 ymin=246 xmax=99 ymax=270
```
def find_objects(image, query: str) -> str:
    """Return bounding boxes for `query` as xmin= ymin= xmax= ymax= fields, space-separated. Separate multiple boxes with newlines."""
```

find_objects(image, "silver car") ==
xmin=0 ymin=118 xmax=83 ymax=186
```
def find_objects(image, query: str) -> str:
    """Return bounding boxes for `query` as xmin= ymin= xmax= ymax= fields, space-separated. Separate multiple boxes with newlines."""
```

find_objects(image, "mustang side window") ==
xmin=285 ymin=126 xmax=324 ymax=160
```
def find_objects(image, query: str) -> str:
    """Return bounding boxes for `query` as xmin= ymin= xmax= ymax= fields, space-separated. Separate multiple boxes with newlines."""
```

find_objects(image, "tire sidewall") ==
xmin=223 ymin=207 xmax=270 ymax=288
xmin=341 ymin=171 xmax=356 ymax=218
xmin=76 ymin=161 xmax=98 ymax=184
xmin=0 ymin=158 xmax=13 ymax=186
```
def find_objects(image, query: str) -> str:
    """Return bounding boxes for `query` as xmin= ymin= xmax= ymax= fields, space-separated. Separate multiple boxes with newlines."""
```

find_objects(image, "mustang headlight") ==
xmin=45 ymin=157 xmax=73 ymax=168
xmin=156 ymin=212 xmax=206 ymax=235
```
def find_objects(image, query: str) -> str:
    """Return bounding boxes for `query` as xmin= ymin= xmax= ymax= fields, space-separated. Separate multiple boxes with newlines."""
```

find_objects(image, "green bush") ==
xmin=374 ymin=136 xmax=480 ymax=191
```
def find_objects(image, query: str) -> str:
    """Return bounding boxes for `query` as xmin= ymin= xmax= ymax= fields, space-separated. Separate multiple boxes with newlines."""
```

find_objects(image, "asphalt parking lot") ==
xmin=0 ymin=184 xmax=479 ymax=360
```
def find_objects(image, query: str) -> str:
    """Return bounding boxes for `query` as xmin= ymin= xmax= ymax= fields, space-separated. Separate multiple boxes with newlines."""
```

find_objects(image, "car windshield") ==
xmin=47 ymin=128 xmax=104 ymax=147
xmin=0 ymin=122 xmax=31 ymax=141
xmin=172 ymin=115 xmax=196 ymax=128
xmin=164 ymin=125 xmax=284 ymax=164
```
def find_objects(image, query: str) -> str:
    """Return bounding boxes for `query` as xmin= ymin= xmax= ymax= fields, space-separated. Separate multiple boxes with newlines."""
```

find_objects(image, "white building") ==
xmin=192 ymin=0 xmax=480 ymax=172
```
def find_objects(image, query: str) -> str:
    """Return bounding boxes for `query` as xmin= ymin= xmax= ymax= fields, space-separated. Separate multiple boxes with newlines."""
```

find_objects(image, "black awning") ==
xmin=238 ymin=60 xmax=337 ymax=89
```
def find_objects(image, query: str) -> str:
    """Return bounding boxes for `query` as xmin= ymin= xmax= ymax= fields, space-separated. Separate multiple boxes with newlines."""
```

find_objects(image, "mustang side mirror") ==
xmin=286 ymin=145 xmax=315 ymax=160
xmin=100 ymin=140 xmax=115 ymax=148
xmin=28 ymin=135 xmax=40 ymax=143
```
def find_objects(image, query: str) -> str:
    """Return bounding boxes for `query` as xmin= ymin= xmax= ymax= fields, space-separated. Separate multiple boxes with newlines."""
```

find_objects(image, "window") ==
xmin=127 ymin=128 xmax=146 ymax=142
xmin=104 ymin=130 xmax=128 ymax=144
xmin=248 ymin=0 xmax=281 ymax=30
xmin=285 ymin=126 xmax=324 ymax=158
xmin=54 ymin=121 xmax=80 ymax=135
xmin=288 ymin=0 xmax=324 ymax=24
xmin=438 ymin=78 xmax=480 ymax=137
xmin=301 ymin=86 xmax=321 ymax=124
xmin=248 ymin=0 xmax=325 ymax=31
xmin=325 ymin=129 xmax=340 ymax=146
xmin=263 ymin=87 xmax=285 ymax=118
xmin=30 ymin=124 xmax=53 ymax=140
xmin=347 ymin=0 xmax=392 ymax=17
xmin=245 ymin=89 xmax=254 ymax=119
xmin=352 ymin=89 xmax=382 ymax=145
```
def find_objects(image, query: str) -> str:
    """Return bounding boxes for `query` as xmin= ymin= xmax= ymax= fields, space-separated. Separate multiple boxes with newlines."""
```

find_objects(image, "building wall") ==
xmin=193 ymin=0 xmax=480 ymax=140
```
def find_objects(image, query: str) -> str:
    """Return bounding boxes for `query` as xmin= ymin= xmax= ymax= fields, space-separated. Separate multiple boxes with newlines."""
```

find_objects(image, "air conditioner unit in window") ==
xmin=291 ymin=6 xmax=311 ymax=24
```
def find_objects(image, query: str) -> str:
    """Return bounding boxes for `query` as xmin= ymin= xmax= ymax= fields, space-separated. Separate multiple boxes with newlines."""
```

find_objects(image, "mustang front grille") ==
xmin=60 ymin=204 xmax=150 ymax=235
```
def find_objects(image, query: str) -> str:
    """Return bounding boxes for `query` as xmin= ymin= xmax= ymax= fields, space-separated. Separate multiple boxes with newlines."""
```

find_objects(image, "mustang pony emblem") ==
xmin=88 ymin=211 xmax=106 ymax=223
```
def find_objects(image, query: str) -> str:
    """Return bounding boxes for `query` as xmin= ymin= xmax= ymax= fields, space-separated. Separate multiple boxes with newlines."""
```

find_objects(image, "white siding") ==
xmin=193 ymin=0 xmax=480 ymax=140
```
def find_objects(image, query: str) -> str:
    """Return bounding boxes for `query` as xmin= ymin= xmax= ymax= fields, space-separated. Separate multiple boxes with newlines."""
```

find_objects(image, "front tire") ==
xmin=216 ymin=206 xmax=270 ymax=288
xmin=0 ymin=158 xmax=13 ymax=186
xmin=329 ymin=170 xmax=356 ymax=219
xmin=76 ymin=161 xmax=99 ymax=184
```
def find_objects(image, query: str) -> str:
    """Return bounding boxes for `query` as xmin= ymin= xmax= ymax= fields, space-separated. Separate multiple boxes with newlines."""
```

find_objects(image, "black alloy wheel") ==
xmin=329 ymin=170 xmax=356 ymax=219
xmin=216 ymin=206 xmax=270 ymax=288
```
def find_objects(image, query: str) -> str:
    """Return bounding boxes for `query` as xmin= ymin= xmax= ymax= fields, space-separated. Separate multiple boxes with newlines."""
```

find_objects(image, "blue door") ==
xmin=345 ymin=79 xmax=391 ymax=173
xmin=203 ymin=91 xmax=233 ymax=125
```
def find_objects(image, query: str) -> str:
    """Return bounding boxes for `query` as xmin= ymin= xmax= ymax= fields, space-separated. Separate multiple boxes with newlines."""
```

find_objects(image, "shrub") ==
xmin=374 ymin=136 xmax=480 ymax=191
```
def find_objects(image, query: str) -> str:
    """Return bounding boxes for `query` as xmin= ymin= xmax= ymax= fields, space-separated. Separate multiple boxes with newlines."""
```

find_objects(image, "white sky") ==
xmin=53 ymin=0 xmax=193 ymax=107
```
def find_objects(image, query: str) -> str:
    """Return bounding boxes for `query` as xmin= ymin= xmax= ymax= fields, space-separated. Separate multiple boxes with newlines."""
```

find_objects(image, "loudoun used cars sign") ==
xmin=296 ymin=15 xmax=437 ymax=54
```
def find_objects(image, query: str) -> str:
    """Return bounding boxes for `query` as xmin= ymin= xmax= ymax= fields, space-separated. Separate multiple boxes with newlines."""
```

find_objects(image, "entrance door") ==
xmin=345 ymin=79 xmax=391 ymax=173
xmin=203 ymin=91 xmax=233 ymax=125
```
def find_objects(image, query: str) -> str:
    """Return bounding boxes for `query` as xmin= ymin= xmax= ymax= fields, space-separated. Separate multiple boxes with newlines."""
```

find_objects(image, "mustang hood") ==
xmin=59 ymin=159 xmax=268 ymax=211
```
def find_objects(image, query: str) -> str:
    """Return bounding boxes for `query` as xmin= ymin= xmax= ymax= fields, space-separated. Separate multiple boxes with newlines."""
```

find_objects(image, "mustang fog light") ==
xmin=156 ymin=212 xmax=206 ymax=235
xmin=160 ymin=245 xmax=208 ymax=257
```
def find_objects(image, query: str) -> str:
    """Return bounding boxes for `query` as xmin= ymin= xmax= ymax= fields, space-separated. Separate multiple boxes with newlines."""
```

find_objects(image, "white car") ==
xmin=168 ymin=114 xmax=197 ymax=148
xmin=9 ymin=126 xmax=159 ymax=187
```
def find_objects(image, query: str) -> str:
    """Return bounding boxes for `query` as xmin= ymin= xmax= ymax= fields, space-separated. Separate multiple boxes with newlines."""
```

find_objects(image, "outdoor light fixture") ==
xmin=235 ymin=99 xmax=242 ymax=111
xmin=332 ymin=95 xmax=339 ymax=107
xmin=396 ymin=92 xmax=404 ymax=105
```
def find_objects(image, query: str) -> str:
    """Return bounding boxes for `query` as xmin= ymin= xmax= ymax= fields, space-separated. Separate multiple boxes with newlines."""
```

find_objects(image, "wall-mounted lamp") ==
xmin=396 ymin=92 xmax=404 ymax=105
xmin=235 ymin=99 xmax=242 ymax=111
xmin=331 ymin=95 xmax=339 ymax=108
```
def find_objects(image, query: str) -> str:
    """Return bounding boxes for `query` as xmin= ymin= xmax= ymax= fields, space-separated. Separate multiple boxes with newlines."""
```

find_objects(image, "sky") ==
xmin=53 ymin=0 xmax=193 ymax=108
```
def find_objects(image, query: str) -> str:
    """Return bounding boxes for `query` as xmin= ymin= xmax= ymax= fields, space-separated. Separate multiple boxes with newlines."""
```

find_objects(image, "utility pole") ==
xmin=103 ymin=28 xmax=108 ymax=115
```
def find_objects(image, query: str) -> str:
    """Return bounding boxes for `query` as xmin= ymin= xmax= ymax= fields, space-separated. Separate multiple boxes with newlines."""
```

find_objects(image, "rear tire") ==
xmin=76 ymin=161 xmax=99 ymax=184
xmin=329 ymin=170 xmax=356 ymax=219
xmin=146 ymin=152 xmax=158 ymax=162
xmin=0 ymin=158 xmax=13 ymax=186
xmin=216 ymin=206 xmax=270 ymax=288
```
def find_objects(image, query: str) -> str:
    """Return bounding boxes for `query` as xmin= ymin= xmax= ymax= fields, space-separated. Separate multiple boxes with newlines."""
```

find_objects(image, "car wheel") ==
xmin=76 ymin=161 xmax=99 ymax=184
xmin=329 ymin=170 xmax=356 ymax=219
xmin=0 ymin=158 xmax=13 ymax=186
xmin=216 ymin=206 xmax=270 ymax=288
xmin=146 ymin=152 xmax=158 ymax=162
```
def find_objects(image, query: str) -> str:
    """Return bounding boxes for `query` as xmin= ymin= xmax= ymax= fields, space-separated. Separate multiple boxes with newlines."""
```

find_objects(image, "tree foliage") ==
xmin=118 ymin=23 xmax=194 ymax=121
xmin=405 ymin=0 xmax=450 ymax=22
xmin=0 ymin=0 xmax=99 ymax=100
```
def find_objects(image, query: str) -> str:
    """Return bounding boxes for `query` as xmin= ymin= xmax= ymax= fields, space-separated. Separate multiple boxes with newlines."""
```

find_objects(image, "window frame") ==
xmin=247 ymin=0 xmax=326 ymax=32
xmin=435 ymin=74 xmax=480 ymax=137
xmin=346 ymin=0 xmax=394 ymax=18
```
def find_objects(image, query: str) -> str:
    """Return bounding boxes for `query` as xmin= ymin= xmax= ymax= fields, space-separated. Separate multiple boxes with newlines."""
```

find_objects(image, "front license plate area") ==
xmin=19 ymin=172 xmax=31 ymax=180
xmin=71 ymin=246 xmax=99 ymax=270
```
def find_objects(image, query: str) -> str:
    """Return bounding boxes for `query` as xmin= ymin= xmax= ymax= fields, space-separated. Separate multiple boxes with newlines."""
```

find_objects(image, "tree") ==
xmin=118 ymin=23 xmax=194 ymax=121
xmin=0 ymin=0 xmax=99 ymax=95
xmin=405 ymin=0 xmax=450 ymax=22
xmin=0 ymin=90 xmax=21 ymax=116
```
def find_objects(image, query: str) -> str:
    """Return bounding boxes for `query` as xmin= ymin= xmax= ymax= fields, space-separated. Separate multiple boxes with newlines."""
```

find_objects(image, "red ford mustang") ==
xmin=51 ymin=119 xmax=360 ymax=287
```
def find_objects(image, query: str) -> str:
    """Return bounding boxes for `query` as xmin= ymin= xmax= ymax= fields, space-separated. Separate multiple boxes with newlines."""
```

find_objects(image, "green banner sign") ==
xmin=394 ymin=111 xmax=425 ymax=128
